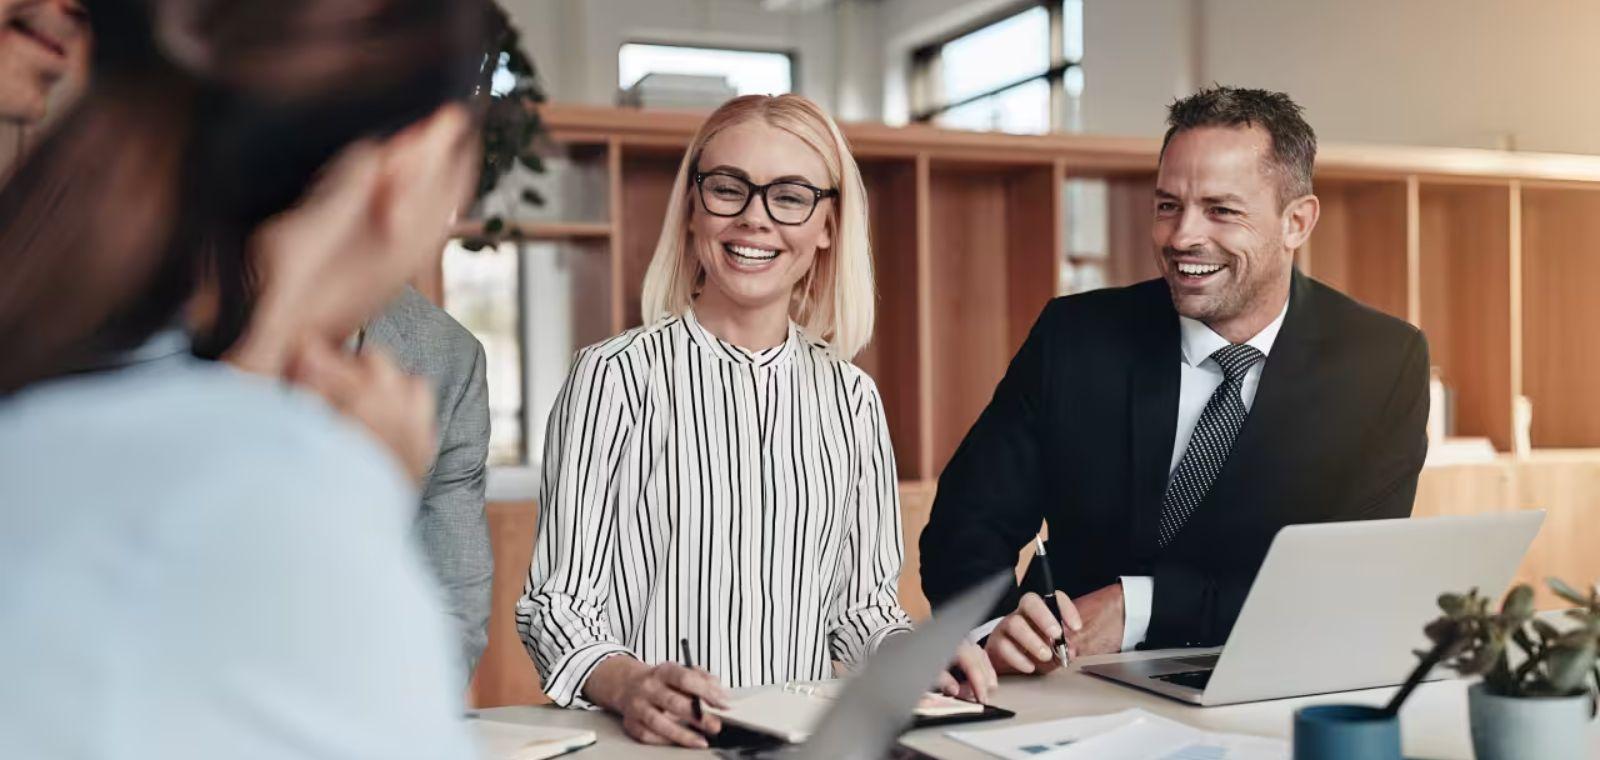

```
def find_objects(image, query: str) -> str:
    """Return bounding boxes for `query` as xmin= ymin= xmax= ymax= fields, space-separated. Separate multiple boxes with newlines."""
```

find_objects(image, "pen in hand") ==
xmin=678 ymin=638 xmax=703 ymax=721
xmin=1033 ymin=537 xmax=1072 ymax=668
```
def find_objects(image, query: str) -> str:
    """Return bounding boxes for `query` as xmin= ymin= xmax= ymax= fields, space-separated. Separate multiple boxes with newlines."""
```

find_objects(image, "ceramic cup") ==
xmin=1293 ymin=704 xmax=1403 ymax=760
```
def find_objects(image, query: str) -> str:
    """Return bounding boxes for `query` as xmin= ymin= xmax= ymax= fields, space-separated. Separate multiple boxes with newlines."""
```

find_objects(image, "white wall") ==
xmin=1198 ymin=0 xmax=1600 ymax=154
xmin=507 ymin=0 xmax=1600 ymax=155
xmin=501 ymin=0 xmax=842 ymax=113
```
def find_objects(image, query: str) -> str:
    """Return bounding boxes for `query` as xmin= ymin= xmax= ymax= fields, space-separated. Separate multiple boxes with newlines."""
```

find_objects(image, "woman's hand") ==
xmin=285 ymin=339 xmax=438 ymax=483
xmin=935 ymin=640 xmax=1000 ymax=704
xmin=584 ymin=656 xmax=729 ymax=749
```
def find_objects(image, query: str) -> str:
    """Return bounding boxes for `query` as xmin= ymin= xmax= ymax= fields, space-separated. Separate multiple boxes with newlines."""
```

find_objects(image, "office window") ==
xmin=913 ymin=1 xmax=1084 ymax=134
xmin=442 ymin=240 xmax=524 ymax=467
xmin=1060 ymin=178 xmax=1110 ymax=294
xmin=618 ymin=43 xmax=794 ymax=97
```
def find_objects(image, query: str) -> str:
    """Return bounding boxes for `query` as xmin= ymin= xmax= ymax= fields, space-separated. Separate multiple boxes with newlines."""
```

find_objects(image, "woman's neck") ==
xmin=693 ymin=289 xmax=791 ymax=351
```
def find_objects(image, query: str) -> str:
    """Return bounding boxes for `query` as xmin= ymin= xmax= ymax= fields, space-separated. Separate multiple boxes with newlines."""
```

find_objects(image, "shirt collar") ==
xmin=683 ymin=308 xmax=799 ymax=369
xmin=1177 ymin=291 xmax=1290 ymax=369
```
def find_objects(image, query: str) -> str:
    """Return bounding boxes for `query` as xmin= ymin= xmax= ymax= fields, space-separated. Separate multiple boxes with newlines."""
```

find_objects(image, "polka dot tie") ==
xmin=1156 ymin=343 xmax=1267 ymax=548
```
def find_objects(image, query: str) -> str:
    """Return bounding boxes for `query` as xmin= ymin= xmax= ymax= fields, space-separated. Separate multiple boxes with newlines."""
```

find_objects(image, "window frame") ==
xmin=617 ymin=40 xmax=802 ymax=98
xmin=908 ymin=0 xmax=1080 ymax=130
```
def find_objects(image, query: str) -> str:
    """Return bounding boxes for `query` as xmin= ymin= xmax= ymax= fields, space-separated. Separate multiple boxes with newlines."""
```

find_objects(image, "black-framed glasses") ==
xmin=693 ymin=170 xmax=838 ymax=226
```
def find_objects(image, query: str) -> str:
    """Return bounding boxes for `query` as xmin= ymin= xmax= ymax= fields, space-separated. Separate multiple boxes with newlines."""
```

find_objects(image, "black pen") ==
xmin=678 ymin=638 xmax=703 ymax=721
xmin=1033 ymin=537 xmax=1071 ymax=667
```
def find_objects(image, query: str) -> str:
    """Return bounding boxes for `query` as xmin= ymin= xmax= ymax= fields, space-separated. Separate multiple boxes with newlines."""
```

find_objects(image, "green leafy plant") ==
xmin=1418 ymin=579 xmax=1600 ymax=699
xmin=463 ymin=3 xmax=550 ymax=251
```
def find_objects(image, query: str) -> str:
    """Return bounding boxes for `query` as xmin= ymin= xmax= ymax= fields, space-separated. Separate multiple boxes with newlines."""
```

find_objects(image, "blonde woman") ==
xmin=516 ymin=94 xmax=996 ymax=748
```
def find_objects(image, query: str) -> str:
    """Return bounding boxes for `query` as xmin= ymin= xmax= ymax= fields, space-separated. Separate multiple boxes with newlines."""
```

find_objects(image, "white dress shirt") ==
xmin=517 ymin=310 xmax=914 ymax=707
xmin=971 ymin=295 xmax=1290 ymax=651
xmin=1119 ymin=294 xmax=1290 ymax=649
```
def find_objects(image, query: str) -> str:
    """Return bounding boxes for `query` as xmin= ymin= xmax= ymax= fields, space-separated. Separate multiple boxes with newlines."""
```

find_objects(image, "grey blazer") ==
xmin=365 ymin=287 xmax=492 ymax=681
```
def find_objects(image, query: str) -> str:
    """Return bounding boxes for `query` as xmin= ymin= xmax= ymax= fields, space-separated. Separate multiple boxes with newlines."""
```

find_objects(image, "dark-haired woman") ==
xmin=0 ymin=0 xmax=487 ymax=756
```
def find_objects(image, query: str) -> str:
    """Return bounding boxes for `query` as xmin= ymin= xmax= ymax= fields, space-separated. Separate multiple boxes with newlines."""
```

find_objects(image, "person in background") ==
xmin=0 ymin=0 xmax=487 ymax=756
xmin=0 ymin=0 xmax=493 ymax=679
xmin=921 ymin=86 xmax=1429 ymax=675
xmin=516 ymin=93 xmax=996 ymax=749
xmin=361 ymin=289 xmax=492 ymax=679
xmin=0 ymin=0 xmax=86 ymax=125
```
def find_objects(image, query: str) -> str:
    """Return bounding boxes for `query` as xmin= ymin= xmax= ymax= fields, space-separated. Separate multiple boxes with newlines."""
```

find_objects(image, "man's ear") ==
xmin=1282 ymin=193 xmax=1320 ymax=251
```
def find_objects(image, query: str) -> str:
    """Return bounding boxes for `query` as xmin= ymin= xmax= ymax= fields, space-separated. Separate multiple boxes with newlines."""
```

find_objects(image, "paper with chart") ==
xmin=945 ymin=708 xmax=1286 ymax=760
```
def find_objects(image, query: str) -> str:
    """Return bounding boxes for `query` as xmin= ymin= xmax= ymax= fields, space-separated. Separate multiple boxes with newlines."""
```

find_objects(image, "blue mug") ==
xmin=1293 ymin=704 xmax=1402 ymax=760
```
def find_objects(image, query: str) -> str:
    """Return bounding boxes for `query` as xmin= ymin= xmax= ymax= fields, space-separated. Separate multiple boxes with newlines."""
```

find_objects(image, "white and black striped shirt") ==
xmin=517 ymin=310 xmax=913 ymax=708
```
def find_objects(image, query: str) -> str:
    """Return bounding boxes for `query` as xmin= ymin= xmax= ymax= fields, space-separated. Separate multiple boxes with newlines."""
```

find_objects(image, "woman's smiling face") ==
xmin=689 ymin=119 xmax=834 ymax=316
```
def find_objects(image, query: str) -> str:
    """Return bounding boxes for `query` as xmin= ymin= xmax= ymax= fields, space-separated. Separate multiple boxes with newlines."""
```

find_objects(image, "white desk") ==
xmin=475 ymin=650 xmax=1600 ymax=759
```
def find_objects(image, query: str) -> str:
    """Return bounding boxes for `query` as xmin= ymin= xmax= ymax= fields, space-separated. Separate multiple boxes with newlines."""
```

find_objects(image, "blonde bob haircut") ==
xmin=638 ymin=94 xmax=876 ymax=360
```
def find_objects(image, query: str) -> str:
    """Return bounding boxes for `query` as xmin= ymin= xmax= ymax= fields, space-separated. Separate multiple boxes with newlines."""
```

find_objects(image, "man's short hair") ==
xmin=1161 ymin=85 xmax=1317 ymax=205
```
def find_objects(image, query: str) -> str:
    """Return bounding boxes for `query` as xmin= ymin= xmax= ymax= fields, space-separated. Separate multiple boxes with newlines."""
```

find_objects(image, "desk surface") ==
xmin=475 ymin=650 xmax=1600 ymax=759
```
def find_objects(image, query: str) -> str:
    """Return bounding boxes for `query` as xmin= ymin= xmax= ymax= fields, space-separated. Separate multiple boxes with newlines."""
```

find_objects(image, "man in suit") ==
xmin=364 ymin=286 xmax=493 ymax=680
xmin=920 ymin=86 xmax=1429 ymax=675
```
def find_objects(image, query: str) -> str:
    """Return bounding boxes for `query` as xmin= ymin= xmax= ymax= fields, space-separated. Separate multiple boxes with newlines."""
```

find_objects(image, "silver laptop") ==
xmin=1083 ymin=511 xmax=1545 ymax=706
xmin=720 ymin=571 xmax=1010 ymax=760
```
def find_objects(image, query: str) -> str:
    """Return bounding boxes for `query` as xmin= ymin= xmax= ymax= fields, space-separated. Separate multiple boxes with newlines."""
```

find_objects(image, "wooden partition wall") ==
xmin=461 ymin=105 xmax=1600 ymax=708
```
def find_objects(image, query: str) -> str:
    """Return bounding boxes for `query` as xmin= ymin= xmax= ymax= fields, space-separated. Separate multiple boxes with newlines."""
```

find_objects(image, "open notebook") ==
xmin=708 ymin=681 xmax=989 ymax=743
xmin=466 ymin=717 xmax=597 ymax=760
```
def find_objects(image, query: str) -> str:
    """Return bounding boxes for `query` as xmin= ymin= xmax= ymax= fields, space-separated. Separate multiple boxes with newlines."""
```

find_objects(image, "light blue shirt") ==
xmin=0 ymin=335 xmax=475 ymax=759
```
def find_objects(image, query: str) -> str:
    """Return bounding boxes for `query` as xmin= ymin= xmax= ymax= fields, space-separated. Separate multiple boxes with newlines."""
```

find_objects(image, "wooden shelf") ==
xmin=924 ymin=161 xmax=1059 ymax=475
xmin=450 ymin=220 xmax=611 ymax=241
xmin=1521 ymin=186 xmax=1600 ymax=447
xmin=1418 ymin=181 xmax=1515 ymax=451
xmin=1305 ymin=179 xmax=1411 ymax=322
xmin=855 ymin=156 xmax=928 ymax=480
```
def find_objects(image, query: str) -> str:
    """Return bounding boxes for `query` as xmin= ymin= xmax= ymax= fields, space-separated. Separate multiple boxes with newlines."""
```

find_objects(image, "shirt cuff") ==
xmin=866 ymin=623 xmax=916 ymax=654
xmin=542 ymin=641 xmax=635 ymax=709
xmin=1120 ymin=576 xmax=1153 ymax=651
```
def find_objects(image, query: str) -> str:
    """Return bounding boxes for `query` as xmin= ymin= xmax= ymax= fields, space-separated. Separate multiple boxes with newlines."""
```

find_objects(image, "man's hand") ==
xmin=983 ymin=591 xmax=1082 ymax=676
xmin=1063 ymin=583 xmax=1126 ymax=658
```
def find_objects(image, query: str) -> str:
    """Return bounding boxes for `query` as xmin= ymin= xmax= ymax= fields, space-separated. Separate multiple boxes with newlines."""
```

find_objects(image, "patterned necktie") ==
xmin=1157 ymin=343 xmax=1267 ymax=548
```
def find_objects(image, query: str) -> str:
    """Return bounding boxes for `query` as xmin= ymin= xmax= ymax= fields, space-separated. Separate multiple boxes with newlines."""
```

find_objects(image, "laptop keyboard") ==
xmin=1152 ymin=669 xmax=1214 ymax=691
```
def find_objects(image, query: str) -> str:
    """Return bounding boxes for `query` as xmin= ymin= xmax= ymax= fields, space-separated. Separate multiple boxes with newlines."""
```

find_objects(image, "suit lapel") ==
xmin=1202 ymin=271 xmax=1320 ymax=516
xmin=1128 ymin=293 xmax=1182 ymax=560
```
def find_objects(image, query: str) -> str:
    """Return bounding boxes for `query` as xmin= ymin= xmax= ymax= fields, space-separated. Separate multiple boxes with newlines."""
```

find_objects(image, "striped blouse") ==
xmin=516 ymin=310 xmax=913 ymax=708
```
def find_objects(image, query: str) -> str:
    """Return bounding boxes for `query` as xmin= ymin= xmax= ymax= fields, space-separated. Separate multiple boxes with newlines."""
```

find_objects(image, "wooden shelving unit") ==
xmin=461 ymin=103 xmax=1600 ymax=708
xmin=510 ymin=103 xmax=1600 ymax=468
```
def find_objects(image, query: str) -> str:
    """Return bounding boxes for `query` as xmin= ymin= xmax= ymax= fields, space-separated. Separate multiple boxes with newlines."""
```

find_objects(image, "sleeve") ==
xmin=415 ymin=340 xmax=492 ymax=681
xmin=126 ymin=416 xmax=476 ymax=760
xmin=827 ymin=373 xmax=914 ymax=670
xmin=921 ymin=299 xmax=1062 ymax=618
xmin=1147 ymin=329 xmax=1431 ymax=647
xmin=1336 ymin=329 xmax=1430 ymax=520
xmin=1119 ymin=576 xmax=1153 ymax=651
xmin=515 ymin=347 xmax=636 ymax=708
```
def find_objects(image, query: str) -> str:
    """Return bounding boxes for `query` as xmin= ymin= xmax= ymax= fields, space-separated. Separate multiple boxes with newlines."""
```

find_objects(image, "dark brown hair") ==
xmin=1161 ymin=85 xmax=1317 ymax=205
xmin=0 ymin=0 xmax=490 ymax=393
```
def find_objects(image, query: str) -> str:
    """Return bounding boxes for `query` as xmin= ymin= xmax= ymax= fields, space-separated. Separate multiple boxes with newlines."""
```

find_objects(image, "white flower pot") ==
xmin=1467 ymin=682 xmax=1593 ymax=760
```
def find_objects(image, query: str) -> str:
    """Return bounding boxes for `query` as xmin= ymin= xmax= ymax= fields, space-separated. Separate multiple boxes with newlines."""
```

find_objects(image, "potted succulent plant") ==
xmin=1412 ymin=579 xmax=1599 ymax=760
